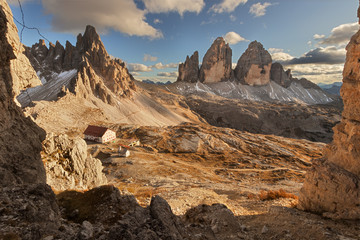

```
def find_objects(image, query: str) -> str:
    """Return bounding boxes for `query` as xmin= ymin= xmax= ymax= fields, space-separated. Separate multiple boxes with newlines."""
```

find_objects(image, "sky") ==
xmin=7 ymin=0 xmax=359 ymax=84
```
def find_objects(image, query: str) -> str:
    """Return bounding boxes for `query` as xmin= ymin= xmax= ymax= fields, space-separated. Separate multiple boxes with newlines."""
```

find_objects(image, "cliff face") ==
xmin=177 ymin=51 xmax=199 ymax=83
xmin=2 ymin=2 xmax=41 ymax=97
xmin=234 ymin=41 xmax=272 ymax=86
xmin=0 ymin=1 xmax=61 ymax=237
xmin=0 ymin=0 xmax=46 ymax=186
xmin=299 ymin=9 xmax=360 ymax=220
xmin=199 ymin=37 xmax=233 ymax=83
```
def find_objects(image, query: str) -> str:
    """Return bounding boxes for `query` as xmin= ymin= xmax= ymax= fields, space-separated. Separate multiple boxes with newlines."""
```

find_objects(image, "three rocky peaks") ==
xmin=178 ymin=37 xmax=300 ymax=88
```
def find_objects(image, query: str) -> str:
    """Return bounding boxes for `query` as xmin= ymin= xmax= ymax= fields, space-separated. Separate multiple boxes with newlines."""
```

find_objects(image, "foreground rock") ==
xmin=0 ymin=1 xmax=61 ymax=238
xmin=234 ymin=41 xmax=272 ymax=86
xmin=299 ymin=10 xmax=360 ymax=219
xmin=199 ymin=37 xmax=233 ymax=83
xmin=42 ymin=133 xmax=107 ymax=191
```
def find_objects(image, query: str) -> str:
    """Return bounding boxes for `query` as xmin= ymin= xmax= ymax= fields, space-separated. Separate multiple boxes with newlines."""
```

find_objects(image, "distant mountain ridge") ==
xmin=19 ymin=25 xmax=136 ymax=107
xmin=318 ymin=82 xmax=342 ymax=96
xmin=175 ymin=37 xmax=338 ymax=105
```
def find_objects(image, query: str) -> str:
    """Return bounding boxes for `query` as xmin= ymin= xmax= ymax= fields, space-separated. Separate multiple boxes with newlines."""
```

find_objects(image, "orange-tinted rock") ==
xmin=234 ymin=41 xmax=272 ymax=86
xmin=199 ymin=37 xmax=233 ymax=83
xmin=299 ymin=8 xmax=360 ymax=220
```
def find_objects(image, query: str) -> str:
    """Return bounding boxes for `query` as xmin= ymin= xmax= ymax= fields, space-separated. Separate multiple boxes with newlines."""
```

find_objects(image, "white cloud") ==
xmin=210 ymin=0 xmax=248 ymax=13
xmin=313 ymin=34 xmax=325 ymax=40
xmin=249 ymin=2 xmax=272 ymax=17
xmin=319 ymin=22 xmax=358 ymax=46
xmin=128 ymin=63 xmax=152 ymax=72
xmin=268 ymin=48 xmax=294 ymax=62
xmin=143 ymin=54 xmax=158 ymax=62
xmin=152 ymin=62 xmax=179 ymax=69
xmin=143 ymin=0 xmax=205 ymax=16
xmin=157 ymin=72 xmax=178 ymax=77
xmin=223 ymin=31 xmax=248 ymax=45
xmin=153 ymin=19 xmax=162 ymax=24
xmin=286 ymin=63 xmax=344 ymax=84
xmin=41 ymin=0 xmax=162 ymax=39
xmin=229 ymin=15 xmax=236 ymax=21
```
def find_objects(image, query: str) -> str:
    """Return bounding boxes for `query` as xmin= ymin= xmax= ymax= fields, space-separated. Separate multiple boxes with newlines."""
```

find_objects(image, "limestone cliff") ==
xmin=177 ymin=51 xmax=199 ymax=82
xmin=199 ymin=37 xmax=233 ymax=83
xmin=0 ymin=0 xmax=46 ymax=186
xmin=0 ymin=1 xmax=61 ymax=237
xmin=299 ymin=8 xmax=360 ymax=220
xmin=2 ymin=1 xmax=41 ymax=97
xmin=234 ymin=41 xmax=272 ymax=86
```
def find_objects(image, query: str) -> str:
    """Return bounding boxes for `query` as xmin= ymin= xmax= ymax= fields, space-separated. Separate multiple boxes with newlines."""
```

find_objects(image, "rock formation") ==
xmin=42 ymin=133 xmax=107 ymax=191
xmin=299 ymin=8 xmax=360 ymax=220
xmin=177 ymin=51 xmax=199 ymax=82
xmin=0 ymin=1 xmax=61 ymax=237
xmin=270 ymin=62 xmax=291 ymax=87
xmin=234 ymin=41 xmax=272 ymax=86
xmin=24 ymin=25 xmax=136 ymax=105
xmin=0 ymin=0 xmax=46 ymax=187
xmin=2 ymin=3 xmax=41 ymax=97
xmin=199 ymin=37 xmax=233 ymax=83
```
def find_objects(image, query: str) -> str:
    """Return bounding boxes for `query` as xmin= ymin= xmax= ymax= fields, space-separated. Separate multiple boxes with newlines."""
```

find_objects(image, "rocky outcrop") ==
xmin=270 ymin=62 xmax=291 ymax=87
xmin=0 ymin=0 xmax=46 ymax=187
xmin=177 ymin=51 xmax=199 ymax=82
xmin=42 ymin=133 xmax=107 ymax=191
xmin=0 ymin=1 xmax=61 ymax=238
xmin=234 ymin=41 xmax=272 ymax=86
xmin=199 ymin=37 xmax=233 ymax=83
xmin=299 ymin=10 xmax=360 ymax=220
xmin=2 ymin=3 xmax=41 ymax=97
xmin=24 ymin=25 xmax=136 ymax=105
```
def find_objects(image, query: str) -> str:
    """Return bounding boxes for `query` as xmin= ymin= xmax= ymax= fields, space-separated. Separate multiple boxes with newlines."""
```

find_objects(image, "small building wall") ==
xmin=84 ymin=135 xmax=102 ymax=143
xmin=101 ymin=129 xmax=116 ymax=143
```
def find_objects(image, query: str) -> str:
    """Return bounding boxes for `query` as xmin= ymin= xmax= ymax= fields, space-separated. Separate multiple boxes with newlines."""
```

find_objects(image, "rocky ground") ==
xmin=42 ymin=122 xmax=360 ymax=240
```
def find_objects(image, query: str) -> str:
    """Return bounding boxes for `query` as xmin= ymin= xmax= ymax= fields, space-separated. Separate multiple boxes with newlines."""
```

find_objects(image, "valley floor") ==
xmin=80 ymin=123 xmax=360 ymax=239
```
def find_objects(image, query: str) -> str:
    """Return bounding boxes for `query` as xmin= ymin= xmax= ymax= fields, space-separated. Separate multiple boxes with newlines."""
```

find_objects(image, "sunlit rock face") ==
xmin=199 ymin=37 xmax=233 ymax=83
xmin=234 ymin=41 xmax=272 ymax=86
xmin=299 ymin=7 xmax=360 ymax=220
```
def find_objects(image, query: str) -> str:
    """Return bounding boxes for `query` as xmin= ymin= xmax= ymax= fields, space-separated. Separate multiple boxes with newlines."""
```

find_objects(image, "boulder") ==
xmin=199 ymin=37 xmax=233 ymax=83
xmin=234 ymin=41 xmax=272 ymax=86
xmin=42 ymin=133 xmax=107 ymax=191
xmin=299 ymin=8 xmax=360 ymax=220
xmin=177 ymin=51 xmax=199 ymax=82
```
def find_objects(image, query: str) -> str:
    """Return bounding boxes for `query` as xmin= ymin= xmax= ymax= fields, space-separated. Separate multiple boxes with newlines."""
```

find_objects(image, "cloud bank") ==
xmin=318 ymin=22 xmax=358 ymax=46
xmin=42 ymin=0 xmax=162 ymax=39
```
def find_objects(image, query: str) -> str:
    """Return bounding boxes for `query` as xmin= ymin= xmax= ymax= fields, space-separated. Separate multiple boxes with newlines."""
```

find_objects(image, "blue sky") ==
xmin=8 ymin=0 xmax=359 ymax=84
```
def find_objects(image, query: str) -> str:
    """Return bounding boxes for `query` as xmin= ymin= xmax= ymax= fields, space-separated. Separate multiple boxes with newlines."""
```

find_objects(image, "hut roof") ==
xmin=83 ymin=125 xmax=109 ymax=137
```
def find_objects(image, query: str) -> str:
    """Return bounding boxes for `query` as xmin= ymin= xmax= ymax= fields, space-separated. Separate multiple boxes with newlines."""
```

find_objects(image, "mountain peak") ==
xmin=234 ymin=40 xmax=272 ymax=86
